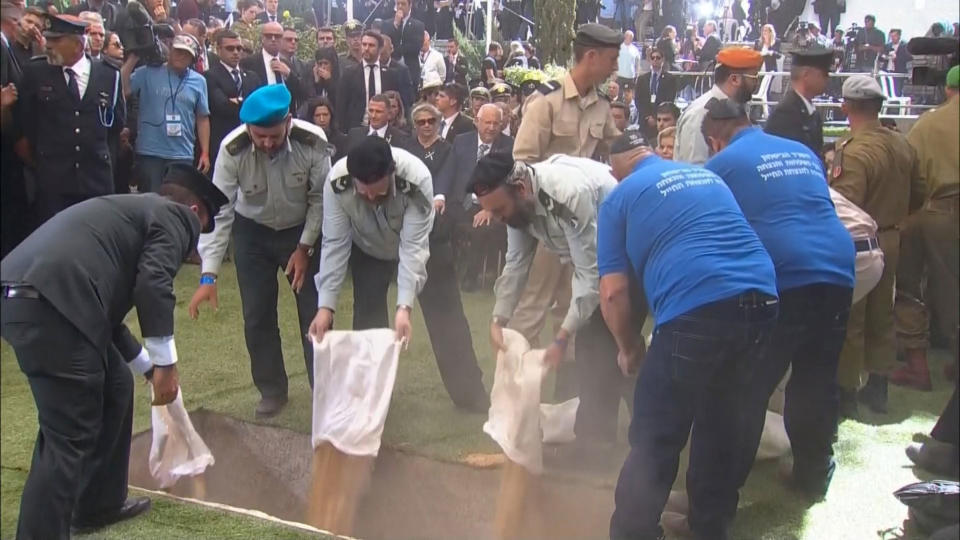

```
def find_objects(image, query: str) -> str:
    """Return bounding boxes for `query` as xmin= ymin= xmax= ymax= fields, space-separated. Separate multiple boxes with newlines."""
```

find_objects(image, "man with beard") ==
xmin=470 ymin=151 xmax=637 ymax=462
xmin=17 ymin=13 xmax=125 ymax=227
xmin=674 ymin=47 xmax=761 ymax=165
xmin=309 ymin=136 xmax=489 ymax=411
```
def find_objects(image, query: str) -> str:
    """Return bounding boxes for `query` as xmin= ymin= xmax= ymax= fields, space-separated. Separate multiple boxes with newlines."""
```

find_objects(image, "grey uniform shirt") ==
xmin=198 ymin=119 xmax=331 ymax=275
xmin=315 ymin=147 xmax=435 ymax=310
xmin=674 ymin=85 xmax=728 ymax=165
xmin=493 ymin=155 xmax=617 ymax=333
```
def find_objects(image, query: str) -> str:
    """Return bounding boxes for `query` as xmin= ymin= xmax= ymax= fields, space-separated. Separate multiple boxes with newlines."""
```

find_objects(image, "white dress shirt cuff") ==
xmin=144 ymin=336 xmax=178 ymax=366
xmin=128 ymin=347 xmax=153 ymax=375
xmin=317 ymin=291 xmax=339 ymax=310
xmin=434 ymin=194 xmax=446 ymax=201
xmin=396 ymin=287 xmax=417 ymax=310
xmin=299 ymin=229 xmax=320 ymax=249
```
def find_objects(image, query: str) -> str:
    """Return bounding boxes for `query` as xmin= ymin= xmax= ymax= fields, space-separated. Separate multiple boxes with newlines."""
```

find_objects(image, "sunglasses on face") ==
xmin=414 ymin=117 xmax=437 ymax=126
xmin=262 ymin=33 xmax=282 ymax=40
xmin=222 ymin=45 xmax=242 ymax=52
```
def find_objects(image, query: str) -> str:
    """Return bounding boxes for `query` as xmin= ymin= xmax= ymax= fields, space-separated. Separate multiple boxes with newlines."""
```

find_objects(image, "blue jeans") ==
xmin=610 ymin=291 xmax=778 ymax=540
xmin=135 ymin=154 xmax=192 ymax=193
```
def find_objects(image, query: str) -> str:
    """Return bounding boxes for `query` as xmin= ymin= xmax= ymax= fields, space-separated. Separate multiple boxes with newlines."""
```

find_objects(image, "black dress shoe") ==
xmin=72 ymin=496 xmax=151 ymax=535
xmin=858 ymin=374 xmax=888 ymax=414
xmin=255 ymin=395 xmax=288 ymax=418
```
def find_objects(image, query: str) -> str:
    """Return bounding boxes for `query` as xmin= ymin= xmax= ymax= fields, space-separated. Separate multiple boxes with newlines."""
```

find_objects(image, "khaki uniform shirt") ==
xmin=198 ymin=120 xmax=331 ymax=275
xmin=513 ymin=73 xmax=621 ymax=164
xmin=492 ymin=155 xmax=618 ymax=333
xmin=315 ymin=147 xmax=434 ymax=310
xmin=829 ymin=120 xmax=926 ymax=229
xmin=906 ymin=96 xmax=960 ymax=196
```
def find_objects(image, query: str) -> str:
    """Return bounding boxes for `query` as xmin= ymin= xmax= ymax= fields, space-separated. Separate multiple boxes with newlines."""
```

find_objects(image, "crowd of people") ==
xmin=0 ymin=0 xmax=959 ymax=538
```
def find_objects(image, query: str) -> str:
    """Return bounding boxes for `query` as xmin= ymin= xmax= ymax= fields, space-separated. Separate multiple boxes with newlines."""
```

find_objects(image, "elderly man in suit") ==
xmin=240 ymin=22 xmax=306 ymax=113
xmin=634 ymin=47 xmax=678 ymax=142
xmin=338 ymin=30 xmax=401 ymax=131
xmin=382 ymin=0 xmax=425 ymax=86
xmin=438 ymin=103 xmax=514 ymax=291
xmin=206 ymin=29 xmax=261 ymax=169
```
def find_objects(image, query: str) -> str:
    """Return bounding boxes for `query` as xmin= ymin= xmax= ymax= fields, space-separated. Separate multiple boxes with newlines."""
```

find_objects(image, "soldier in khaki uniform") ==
xmin=830 ymin=75 xmax=926 ymax=415
xmin=891 ymin=65 xmax=960 ymax=390
xmin=502 ymin=23 xmax=621 ymax=370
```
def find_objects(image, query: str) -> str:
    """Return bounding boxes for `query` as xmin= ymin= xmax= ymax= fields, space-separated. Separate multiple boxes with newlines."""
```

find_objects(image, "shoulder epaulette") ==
xmin=225 ymin=131 xmax=252 ymax=156
xmin=537 ymin=80 xmax=561 ymax=95
xmin=537 ymin=188 xmax=578 ymax=228
xmin=395 ymin=176 xmax=417 ymax=195
xmin=27 ymin=55 xmax=48 ymax=63
xmin=832 ymin=138 xmax=853 ymax=180
xmin=331 ymin=175 xmax=351 ymax=194
xmin=290 ymin=124 xmax=321 ymax=147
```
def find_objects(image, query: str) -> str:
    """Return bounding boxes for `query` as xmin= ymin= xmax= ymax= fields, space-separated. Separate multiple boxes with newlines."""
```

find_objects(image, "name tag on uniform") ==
xmin=166 ymin=114 xmax=182 ymax=137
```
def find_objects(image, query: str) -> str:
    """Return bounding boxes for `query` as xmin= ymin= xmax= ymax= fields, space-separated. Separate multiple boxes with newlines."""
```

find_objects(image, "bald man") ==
xmin=239 ymin=21 xmax=305 ymax=112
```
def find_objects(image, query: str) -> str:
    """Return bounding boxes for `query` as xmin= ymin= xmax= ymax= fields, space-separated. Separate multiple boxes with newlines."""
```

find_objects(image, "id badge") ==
xmin=166 ymin=114 xmax=182 ymax=137
xmin=650 ymin=94 xmax=657 ymax=104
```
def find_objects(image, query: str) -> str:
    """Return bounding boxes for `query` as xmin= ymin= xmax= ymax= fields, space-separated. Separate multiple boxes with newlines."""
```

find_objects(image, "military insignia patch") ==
xmin=332 ymin=175 xmax=350 ymax=194
xmin=395 ymin=176 xmax=415 ymax=195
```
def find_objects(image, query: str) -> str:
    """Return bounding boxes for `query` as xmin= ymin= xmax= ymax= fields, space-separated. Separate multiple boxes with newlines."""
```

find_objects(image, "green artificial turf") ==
xmin=1 ymin=262 xmax=955 ymax=539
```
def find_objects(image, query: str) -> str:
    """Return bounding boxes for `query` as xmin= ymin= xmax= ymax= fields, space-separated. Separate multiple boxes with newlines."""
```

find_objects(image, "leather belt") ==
xmin=2 ymin=285 xmax=40 ymax=299
xmin=854 ymin=237 xmax=880 ymax=253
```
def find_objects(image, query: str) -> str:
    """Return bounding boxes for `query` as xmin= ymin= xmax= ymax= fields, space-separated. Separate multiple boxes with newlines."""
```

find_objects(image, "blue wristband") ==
xmin=200 ymin=275 xmax=216 ymax=285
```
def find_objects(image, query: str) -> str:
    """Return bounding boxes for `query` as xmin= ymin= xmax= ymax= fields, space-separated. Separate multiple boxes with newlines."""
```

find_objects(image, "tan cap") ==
xmin=842 ymin=75 xmax=885 ymax=100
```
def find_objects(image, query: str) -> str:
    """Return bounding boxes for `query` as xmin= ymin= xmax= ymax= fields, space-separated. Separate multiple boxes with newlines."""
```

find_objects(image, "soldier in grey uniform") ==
xmin=309 ymin=136 xmax=488 ymax=410
xmin=190 ymin=84 xmax=331 ymax=418
xmin=470 ymin=151 xmax=635 ymax=458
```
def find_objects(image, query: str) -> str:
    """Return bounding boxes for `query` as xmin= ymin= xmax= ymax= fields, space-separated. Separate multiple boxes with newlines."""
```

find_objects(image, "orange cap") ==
xmin=716 ymin=47 xmax=763 ymax=69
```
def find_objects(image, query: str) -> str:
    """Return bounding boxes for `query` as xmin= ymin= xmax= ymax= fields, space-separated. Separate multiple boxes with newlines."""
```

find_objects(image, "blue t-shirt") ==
xmin=704 ymin=127 xmax=855 ymax=291
xmin=598 ymin=156 xmax=778 ymax=326
xmin=130 ymin=65 xmax=210 ymax=160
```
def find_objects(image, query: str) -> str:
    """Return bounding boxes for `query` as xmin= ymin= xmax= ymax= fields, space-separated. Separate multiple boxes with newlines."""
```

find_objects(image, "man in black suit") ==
xmin=280 ymin=26 xmax=311 ymax=83
xmin=444 ymin=36 xmax=468 ymax=85
xmin=66 ymin=0 xmax=116 ymax=29
xmin=240 ymin=22 xmax=306 ymax=113
xmin=345 ymin=93 xmax=411 ymax=150
xmin=382 ymin=0 xmax=425 ymax=87
xmin=380 ymin=33 xmax=414 ymax=110
xmin=437 ymin=82 xmax=473 ymax=143
xmin=1 ymin=1 xmax=28 ymax=258
xmin=0 ymin=166 xmax=227 ymax=539
xmin=206 ymin=30 xmax=260 ymax=169
xmin=765 ymin=48 xmax=832 ymax=160
xmin=338 ymin=30 xmax=400 ymax=131
xmin=256 ymin=0 xmax=281 ymax=23
xmin=16 ymin=14 xmax=125 ymax=228
xmin=437 ymin=103 xmax=513 ymax=290
xmin=884 ymin=29 xmax=911 ymax=95
xmin=699 ymin=20 xmax=722 ymax=66
xmin=634 ymin=47 xmax=678 ymax=142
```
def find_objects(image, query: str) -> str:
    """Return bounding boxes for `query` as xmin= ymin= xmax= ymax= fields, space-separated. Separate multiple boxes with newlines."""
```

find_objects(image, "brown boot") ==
xmin=890 ymin=348 xmax=933 ymax=391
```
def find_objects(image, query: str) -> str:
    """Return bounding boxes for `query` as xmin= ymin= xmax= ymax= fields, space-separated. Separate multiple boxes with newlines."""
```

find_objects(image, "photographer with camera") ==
xmin=121 ymin=33 xmax=211 ymax=192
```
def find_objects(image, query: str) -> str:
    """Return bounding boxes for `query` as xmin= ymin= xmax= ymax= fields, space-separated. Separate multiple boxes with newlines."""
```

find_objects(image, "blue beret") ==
xmin=239 ymin=84 xmax=291 ymax=127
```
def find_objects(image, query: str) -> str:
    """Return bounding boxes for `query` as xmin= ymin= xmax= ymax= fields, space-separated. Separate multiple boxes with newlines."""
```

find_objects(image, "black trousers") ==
xmin=610 ymin=292 xmax=778 ymax=540
xmin=349 ymin=223 xmax=488 ymax=408
xmin=233 ymin=215 xmax=319 ymax=399
xmin=748 ymin=283 xmax=852 ymax=487
xmin=573 ymin=308 xmax=636 ymax=443
xmin=932 ymin=384 xmax=959 ymax=448
xmin=1 ymin=296 xmax=134 ymax=540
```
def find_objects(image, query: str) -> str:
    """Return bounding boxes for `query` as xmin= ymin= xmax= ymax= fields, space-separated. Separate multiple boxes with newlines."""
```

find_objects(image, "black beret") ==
xmin=790 ymin=46 xmax=834 ymax=72
xmin=470 ymin=152 xmax=515 ymax=195
xmin=704 ymin=97 xmax=746 ymax=120
xmin=609 ymin=131 xmax=650 ymax=155
xmin=574 ymin=22 xmax=622 ymax=49
xmin=162 ymin=163 xmax=228 ymax=233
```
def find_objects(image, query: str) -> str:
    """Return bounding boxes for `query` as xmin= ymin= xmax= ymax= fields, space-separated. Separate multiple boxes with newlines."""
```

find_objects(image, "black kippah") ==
xmin=705 ymin=97 xmax=746 ymax=120
xmin=469 ymin=152 xmax=515 ymax=196
xmin=609 ymin=131 xmax=650 ymax=155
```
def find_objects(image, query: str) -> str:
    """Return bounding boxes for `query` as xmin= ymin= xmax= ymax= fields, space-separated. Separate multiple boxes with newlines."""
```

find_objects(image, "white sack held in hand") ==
xmin=312 ymin=329 xmax=400 ymax=457
xmin=149 ymin=387 xmax=215 ymax=489
xmin=483 ymin=329 xmax=546 ymax=474
xmin=540 ymin=397 xmax=580 ymax=445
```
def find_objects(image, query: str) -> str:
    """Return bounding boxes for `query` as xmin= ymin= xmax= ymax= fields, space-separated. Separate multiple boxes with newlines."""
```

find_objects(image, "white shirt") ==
xmin=262 ymin=48 xmax=282 ymax=85
xmin=441 ymin=112 xmax=458 ymax=138
xmin=265 ymin=10 xmax=278 ymax=22
xmin=797 ymin=91 xmax=817 ymax=115
xmin=829 ymin=187 xmax=877 ymax=240
xmin=368 ymin=124 xmax=388 ymax=137
xmin=362 ymin=61 xmax=382 ymax=103
xmin=617 ymin=43 xmax=642 ymax=79
xmin=419 ymin=48 xmax=446 ymax=83
xmin=63 ymin=54 xmax=91 ymax=98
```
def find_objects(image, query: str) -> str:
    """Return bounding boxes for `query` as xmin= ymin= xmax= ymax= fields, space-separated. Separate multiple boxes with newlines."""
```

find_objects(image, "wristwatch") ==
xmin=492 ymin=316 xmax=509 ymax=327
xmin=298 ymin=244 xmax=315 ymax=257
xmin=397 ymin=304 xmax=412 ymax=313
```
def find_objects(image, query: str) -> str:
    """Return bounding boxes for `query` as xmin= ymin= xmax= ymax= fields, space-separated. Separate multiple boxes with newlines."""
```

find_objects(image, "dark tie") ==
xmin=650 ymin=72 xmax=659 ymax=96
xmin=65 ymin=68 xmax=80 ymax=101
xmin=231 ymin=68 xmax=242 ymax=93
xmin=273 ymin=57 xmax=284 ymax=84
xmin=367 ymin=64 xmax=377 ymax=102
xmin=477 ymin=143 xmax=490 ymax=161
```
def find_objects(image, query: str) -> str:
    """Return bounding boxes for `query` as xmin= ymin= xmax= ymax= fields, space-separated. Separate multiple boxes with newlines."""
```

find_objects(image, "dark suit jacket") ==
xmin=437 ymin=131 xmax=514 ymax=209
xmin=337 ymin=63 xmax=401 ymax=131
xmin=634 ymin=70 xmax=678 ymax=125
xmin=764 ymin=88 xmax=823 ymax=159
xmin=66 ymin=0 xmax=117 ymax=29
xmin=240 ymin=50 xmax=306 ymax=113
xmin=442 ymin=112 xmax=475 ymax=144
xmin=18 ymin=57 xmax=126 ymax=218
xmin=885 ymin=41 xmax=911 ymax=73
xmin=0 ymin=194 xmax=200 ymax=353
xmin=205 ymin=61 xmax=261 ymax=167
xmin=699 ymin=34 xmax=721 ymax=66
xmin=345 ymin=126 xmax=412 ymax=153
xmin=382 ymin=15 xmax=426 ymax=85
xmin=384 ymin=59 xmax=414 ymax=109
xmin=256 ymin=10 xmax=282 ymax=24
xmin=445 ymin=54 xmax=469 ymax=85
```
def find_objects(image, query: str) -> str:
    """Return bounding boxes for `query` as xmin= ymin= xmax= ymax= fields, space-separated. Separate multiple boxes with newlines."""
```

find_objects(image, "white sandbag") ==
xmin=149 ymin=387 xmax=215 ymax=489
xmin=755 ymin=410 xmax=791 ymax=460
xmin=483 ymin=329 xmax=546 ymax=474
xmin=311 ymin=329 xmax=400 ymax=457
xmin=540 ymin=398 xmax=580 ymax=445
